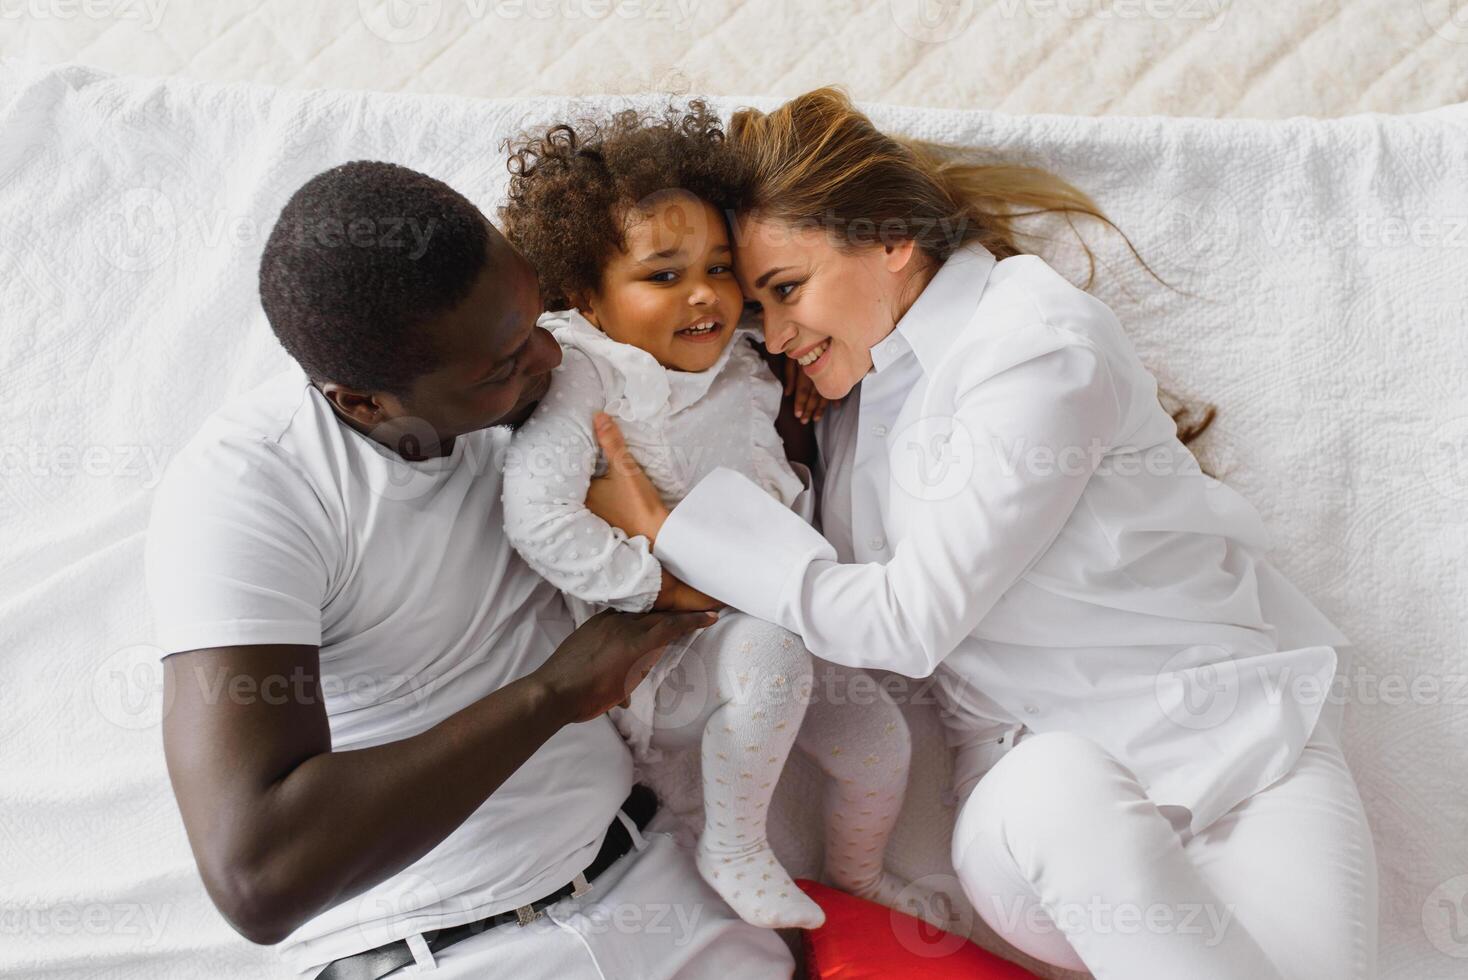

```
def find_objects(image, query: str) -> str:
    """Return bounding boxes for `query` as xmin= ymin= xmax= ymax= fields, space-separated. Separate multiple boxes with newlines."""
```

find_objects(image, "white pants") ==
xmin=382 ymin=824 xmax=793 ymax=979
xmin=952 ymin=723 xmax=1378 ymax=979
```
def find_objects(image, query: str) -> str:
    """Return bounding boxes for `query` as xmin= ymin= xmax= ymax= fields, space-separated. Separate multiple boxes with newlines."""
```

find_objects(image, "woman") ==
xmin=587 ymin=88 xmax=1378 ymax=978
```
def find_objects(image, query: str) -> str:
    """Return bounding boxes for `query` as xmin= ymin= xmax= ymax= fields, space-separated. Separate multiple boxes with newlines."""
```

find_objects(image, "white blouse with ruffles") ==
xmin=502 ymin=309 xmax=804 ymax=616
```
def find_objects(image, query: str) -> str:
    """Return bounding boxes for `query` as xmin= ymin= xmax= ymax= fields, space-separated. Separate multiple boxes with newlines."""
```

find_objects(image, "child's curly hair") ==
xmin=499 ymin=100 xmax=743 ymax=312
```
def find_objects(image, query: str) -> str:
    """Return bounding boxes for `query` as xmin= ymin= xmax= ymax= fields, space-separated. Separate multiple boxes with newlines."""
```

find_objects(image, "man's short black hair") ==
xmin=259 ymin=161 xmax=491 ymax=395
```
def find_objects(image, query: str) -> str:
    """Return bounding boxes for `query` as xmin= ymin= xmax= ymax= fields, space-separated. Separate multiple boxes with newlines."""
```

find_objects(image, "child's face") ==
xmin=578 ymin=192 xmax=745 ymax=373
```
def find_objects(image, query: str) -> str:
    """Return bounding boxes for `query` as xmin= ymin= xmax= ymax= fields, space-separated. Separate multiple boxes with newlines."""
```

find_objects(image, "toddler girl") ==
xmin=499 ymin=105 xmax=914 ymax=930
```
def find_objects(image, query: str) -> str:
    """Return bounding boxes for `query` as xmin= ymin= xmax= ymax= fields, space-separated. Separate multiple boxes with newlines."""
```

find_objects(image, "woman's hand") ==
xmin=586 ymin=413 xmax=672 ymax=546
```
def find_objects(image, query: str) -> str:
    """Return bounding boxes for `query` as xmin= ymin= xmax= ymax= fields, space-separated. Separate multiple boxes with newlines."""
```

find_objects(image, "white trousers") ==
xmin=381 ymin=825 xmax=793 ymax=979
xmin=952 ymin=722 xmax=1379 ymax=979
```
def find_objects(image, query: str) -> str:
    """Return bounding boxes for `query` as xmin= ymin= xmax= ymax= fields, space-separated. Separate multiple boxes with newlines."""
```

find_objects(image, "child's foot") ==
xmin=841 ymin=871 xmax=961 ymax=932
xmin=697 ymin=837 xmax=826 ymax=930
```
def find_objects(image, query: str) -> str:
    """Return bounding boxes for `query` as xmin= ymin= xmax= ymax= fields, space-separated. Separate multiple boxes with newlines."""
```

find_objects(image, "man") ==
xmin=144 ymin=161 xmax=794 ymax=979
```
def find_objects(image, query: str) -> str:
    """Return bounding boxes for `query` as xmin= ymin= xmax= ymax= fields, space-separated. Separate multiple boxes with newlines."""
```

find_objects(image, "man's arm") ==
xmin=161 ymin=609 xmax=715 ymax=945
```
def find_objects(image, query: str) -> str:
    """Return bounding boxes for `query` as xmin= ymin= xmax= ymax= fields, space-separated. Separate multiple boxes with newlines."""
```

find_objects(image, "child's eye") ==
xmin=709 ymin=264 xmax=732 ymax=275
xmin=649 ymin=270 xmax=678 ymax=283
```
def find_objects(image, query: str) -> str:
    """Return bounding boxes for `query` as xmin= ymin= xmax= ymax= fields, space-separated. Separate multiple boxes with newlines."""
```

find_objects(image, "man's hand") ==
xmin=531 ymin=607 xmax=718 ymax=723
xmin=586 ymin=413 xmax=672 ymax=545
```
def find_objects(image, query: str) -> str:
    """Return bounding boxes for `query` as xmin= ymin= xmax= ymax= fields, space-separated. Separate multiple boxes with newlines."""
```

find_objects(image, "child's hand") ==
xmin=654 ymin=568 xmax=721 ymax=612
xmin=782 ymin=357 xmax=829 ymax=425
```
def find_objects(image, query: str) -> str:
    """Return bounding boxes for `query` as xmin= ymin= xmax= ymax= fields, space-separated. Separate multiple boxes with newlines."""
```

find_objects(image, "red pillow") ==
xmin=796 ymin=879 xmax=1040 ymax=979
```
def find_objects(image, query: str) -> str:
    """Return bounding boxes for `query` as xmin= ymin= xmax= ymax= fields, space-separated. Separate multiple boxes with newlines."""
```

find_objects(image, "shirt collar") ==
xmin=543 ymin=308 xmax=751 ymax=420
xmin=879 ymin=241 xmax=997 ymax=376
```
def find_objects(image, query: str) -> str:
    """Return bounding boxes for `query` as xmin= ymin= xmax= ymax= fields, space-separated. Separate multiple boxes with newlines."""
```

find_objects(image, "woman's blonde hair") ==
xmin=726 ymin=87 xmax=1216 ymax=447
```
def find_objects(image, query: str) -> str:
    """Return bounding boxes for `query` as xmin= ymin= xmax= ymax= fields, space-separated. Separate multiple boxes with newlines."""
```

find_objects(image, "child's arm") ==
xmin=502 ymin=350 xmax=663 ymax=612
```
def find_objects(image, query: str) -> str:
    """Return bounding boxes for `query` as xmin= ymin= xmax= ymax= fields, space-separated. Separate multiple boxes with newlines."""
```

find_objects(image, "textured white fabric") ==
xmin=3 ymin=1 xmax=1464 ymax=119
xmin=142 ymin=363 xmax=638 ymax=976
xmin=655 ymin=242 xmax=1349 ymax=835
xmin=952 ymin=725 xmax=1378 ymax=979
xmin=4 ymin=61 xmax=1465 ymax=980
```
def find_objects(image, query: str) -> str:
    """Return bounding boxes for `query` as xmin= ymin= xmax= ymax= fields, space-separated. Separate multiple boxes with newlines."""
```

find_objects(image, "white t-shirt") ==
xmin=144 ymin=365 xmax=633 ymax=977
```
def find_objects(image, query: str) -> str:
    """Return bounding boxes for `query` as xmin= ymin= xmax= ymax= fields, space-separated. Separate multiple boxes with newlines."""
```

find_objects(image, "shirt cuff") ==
xmin=654 ymin=467 xmax=834 ymax=624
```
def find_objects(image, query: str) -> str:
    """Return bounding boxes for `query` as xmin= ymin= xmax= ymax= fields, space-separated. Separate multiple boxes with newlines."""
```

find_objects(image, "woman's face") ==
xmin=579 ymin=192 xmax=745 ymax=373
xmin=734 ymin=217 xmax=922 ymax=400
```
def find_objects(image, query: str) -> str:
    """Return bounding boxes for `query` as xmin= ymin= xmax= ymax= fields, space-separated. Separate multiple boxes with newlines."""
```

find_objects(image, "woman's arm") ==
xmin=588 ymin=337 xmax=1120 ymax=677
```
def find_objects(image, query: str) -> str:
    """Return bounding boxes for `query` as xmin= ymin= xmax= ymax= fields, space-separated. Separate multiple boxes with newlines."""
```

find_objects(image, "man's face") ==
xmin=397 ymin=240 xmax=560 ymax=441
xmin=319 ymin=225 xmax=561 ymax=459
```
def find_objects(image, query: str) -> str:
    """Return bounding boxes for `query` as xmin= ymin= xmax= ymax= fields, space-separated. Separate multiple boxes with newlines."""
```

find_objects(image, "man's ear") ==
xmin=318 ymin=383 xmax=390 ymax=426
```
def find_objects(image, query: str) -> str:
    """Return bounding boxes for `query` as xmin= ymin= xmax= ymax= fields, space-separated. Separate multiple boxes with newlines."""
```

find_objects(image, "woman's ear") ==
xmin=883 ymin=238 xmax=920 ymax=274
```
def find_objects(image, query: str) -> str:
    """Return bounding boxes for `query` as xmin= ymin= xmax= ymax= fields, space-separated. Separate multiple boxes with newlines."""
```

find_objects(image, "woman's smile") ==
xmin=791 ymin=336 xmax=833 ymax=374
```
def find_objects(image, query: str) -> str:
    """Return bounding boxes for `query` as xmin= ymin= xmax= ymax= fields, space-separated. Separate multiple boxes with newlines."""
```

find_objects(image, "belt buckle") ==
xmin=514 ymin=904 xmax=543 ymax=927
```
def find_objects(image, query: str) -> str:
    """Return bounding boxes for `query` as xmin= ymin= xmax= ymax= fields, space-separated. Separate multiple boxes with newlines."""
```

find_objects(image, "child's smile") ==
xmin=673 ymin=314 xmax=726 ymax=344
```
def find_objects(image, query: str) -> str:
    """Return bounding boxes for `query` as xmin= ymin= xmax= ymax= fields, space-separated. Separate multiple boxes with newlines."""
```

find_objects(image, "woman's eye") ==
xmin=774 ymin=280 xmax=802 ymax=299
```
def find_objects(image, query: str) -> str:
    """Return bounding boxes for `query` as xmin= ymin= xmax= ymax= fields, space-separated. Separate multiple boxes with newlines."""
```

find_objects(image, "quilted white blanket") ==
xmin=3 ymin=0 xmax=1467 ymax=119
xmin=2 ymin=61 xmax=1465 ymax=980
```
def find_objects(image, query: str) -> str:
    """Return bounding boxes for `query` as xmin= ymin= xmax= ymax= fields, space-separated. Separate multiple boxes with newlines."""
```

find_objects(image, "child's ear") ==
xmin=572 ymin=292 xmax=602 ymax=330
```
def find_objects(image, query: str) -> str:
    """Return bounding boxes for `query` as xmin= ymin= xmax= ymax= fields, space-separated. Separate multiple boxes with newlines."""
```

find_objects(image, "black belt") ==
xmin=317 ymin=784 xmax=658 ymax=980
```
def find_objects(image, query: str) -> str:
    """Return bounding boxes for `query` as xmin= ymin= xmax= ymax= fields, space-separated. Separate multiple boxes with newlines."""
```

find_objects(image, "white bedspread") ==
xmin=2 ymin=60 xmax=1465 ymax=980
xmin=2 ymin=0 xmax=1466 ymax=119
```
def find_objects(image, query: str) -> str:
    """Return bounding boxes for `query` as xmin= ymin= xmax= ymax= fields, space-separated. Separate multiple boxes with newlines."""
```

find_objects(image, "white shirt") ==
xmin=144 ymin=366 xmax=633 ymax=976
xmin=502 ymin=310 xmax=803 ymax=614
xmin=654 ymin=243 xmax=1348 ymax=834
